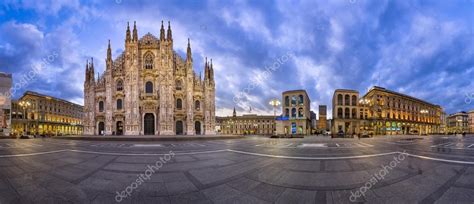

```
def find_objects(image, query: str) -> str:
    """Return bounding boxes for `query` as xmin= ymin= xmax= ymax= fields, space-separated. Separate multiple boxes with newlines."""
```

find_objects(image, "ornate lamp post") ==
xmin=420 ymin=109 xmax=428 ymax=136
xmin=18 ymin=100 xmax=31 ymax=136
xmin=269 ymin=99 xmax=281 ymax=118
xmin=269 ymin=99 xmax=281 ymax=135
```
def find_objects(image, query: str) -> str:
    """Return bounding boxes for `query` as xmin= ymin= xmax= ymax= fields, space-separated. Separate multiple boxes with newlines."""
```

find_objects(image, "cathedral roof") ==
xmin=139 ymin=33 xmax=159 ymax=45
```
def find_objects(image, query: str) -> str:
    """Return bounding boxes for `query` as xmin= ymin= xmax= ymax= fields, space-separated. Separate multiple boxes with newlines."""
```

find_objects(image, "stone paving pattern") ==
xmin=0 ymin=135 xmax=474 ymax=203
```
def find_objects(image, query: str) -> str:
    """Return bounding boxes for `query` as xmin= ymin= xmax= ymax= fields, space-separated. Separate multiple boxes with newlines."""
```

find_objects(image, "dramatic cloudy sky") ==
xmin=0 ymin=0 xmax=473 ymax=117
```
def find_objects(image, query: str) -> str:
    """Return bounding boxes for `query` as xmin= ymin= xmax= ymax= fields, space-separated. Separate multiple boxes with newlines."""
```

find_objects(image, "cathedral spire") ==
xmin=126 ymin=22 xmax=131 ymax=43
xmin=85 ymin=59 xmax=89 ymax=82
xmin=186 ymin=38 xmax=192 ymax=62
xmin=167 ymin=21 xmax=173 ymax=41
xmin=160 ymin=20 xmax=165 ymax=41
xmin=90 ymin=57 xmax=95 ymax=82
xmin=210 ymin=59 xmax=214 ymax=81
xmin=233 ymin=107 xmax=236 ymax=117
xmin=204 ymin=57 xmax=209 ymax=81
xmin=107 ymin=40 xmax=112 ymax=62
xmin=132 ymin=21 xmax=138 ymax=42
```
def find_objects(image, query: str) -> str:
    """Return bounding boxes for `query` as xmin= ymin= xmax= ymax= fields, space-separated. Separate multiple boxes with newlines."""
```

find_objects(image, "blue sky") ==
xmin=0 ymin=0 xmax=473 ymax=117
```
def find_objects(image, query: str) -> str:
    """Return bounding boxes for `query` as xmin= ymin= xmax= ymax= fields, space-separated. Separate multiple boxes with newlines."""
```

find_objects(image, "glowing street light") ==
xmin=18 ymin=100 xmax=31 ymax=135
xmin=419 ymin=109 xmax=429 ymax=136
xmin=269 ymin=99 xmax=281 ymax=117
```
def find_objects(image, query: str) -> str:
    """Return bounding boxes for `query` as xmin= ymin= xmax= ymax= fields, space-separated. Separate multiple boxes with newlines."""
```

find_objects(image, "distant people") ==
xmin=462 ymin=132 xmax=466 ymax=137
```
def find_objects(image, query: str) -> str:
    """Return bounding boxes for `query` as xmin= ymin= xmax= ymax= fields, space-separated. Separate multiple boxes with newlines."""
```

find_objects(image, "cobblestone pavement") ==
xmin=1 ymin=135 xmax=474 ymax=203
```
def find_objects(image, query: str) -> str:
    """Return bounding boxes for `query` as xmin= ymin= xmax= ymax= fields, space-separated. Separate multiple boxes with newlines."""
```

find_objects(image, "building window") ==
xmin=345 ymin=108 xmax=350 ymax=119
xmin=144 ymin=53 xmax=154 ymax=69
xmin=337 ymin=108 xmax=343 ymax=118
xmin=116 ymin=80 xmax=123 ymax=91
xmin=345 ymin=94 xmax=350 ymax=106
xmin=298 ymin=108 xmax=303 ymax=117
xmin=298 ymin=95 xmax=304 ymax=105
xmin=176 ymin=80 xmax=182 ymax=90
xmin=291 ymin=96 xmax=297 ymax=105
xmin=285 ymin=108 xmax=289 ymax=117
xmin=116 ymin=99 xmax=122 ymax=110
xmin=352 ymin=95 xmax=357 ymax=106
xmin=145 ymin=81 xmax=153 ymax=93
xmin=291 ymin=108 xmax=296 ymax=118
xmin=99 ymin=101 xmax=104 ymax=112
xmin=285 ymin=96 xmax=289 ymax=106
xmin=195 ymin=100 xmax=200 ymax=110
xmin=352 ymin=108 xmax=357 ymax=118
xmin=337 ymin=94 xmax=343 ymax=105
xmin=176 ymin=99 xmax=182 ymax=110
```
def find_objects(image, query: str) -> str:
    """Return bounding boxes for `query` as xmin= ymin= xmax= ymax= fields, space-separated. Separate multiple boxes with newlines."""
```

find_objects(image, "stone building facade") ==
xmin=469 ymin=110 xmax=474 ymax=134
xmin=83 ymin=21 xmax=216 ymax=136
xmin=217 ymin=108 xmax=276 ymax=135
xmin=0 ymin=73 xmax=12 ymax=137
xmin=318 ymin=105 xmax=328 ymax=131
xmin=275 ymin=90 xmax=311 ymax=135
xmin=359 ymin=86 xmax=442 ymax=135
xmin=332 ymin=89 xmax=360 ymax=136
xmin=447 ymin=111 xmax=469 ymax=134
xmin=332 ymin=86 xmax=442 ymax=136
xmin=11 ymin=91 xmax=83 ymax=137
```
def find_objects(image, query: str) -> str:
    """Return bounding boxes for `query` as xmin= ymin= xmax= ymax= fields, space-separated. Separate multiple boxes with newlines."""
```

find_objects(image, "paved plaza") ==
xmin=1 ymin=135 xmax=474 ymax=203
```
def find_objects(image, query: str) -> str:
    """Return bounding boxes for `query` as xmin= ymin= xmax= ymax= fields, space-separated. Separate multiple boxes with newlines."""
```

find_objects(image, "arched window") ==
xmin=345 ymin=95 xmax=350 ymax=106
xmin=352 ymin=95 xmax=357 ymax=106
xmin=285 ymin=108 xmax=289 ymax=117
xmin=298 ymin=108 xmax=304 ymax=117
xmin=145 ymin=81 xmax=153 ymax=93
xmin=337 ymin=94 xmax=343 ymax=105
xmin=298 ymin=95 xmax=304 ymax=105
xmin=176 ymin=99 xmax=182 ymax=110
xmin=116 ymin=99 xmax=122 ymax=110
xmin=285 ymin=96 xmax=289 ymax=106
xmin=116 ymin=80 xmax=123 ymax=91
xmin=99 ymin=101 xmax=104 ymax=112
xmin=195 ymin=100 xmax=200 ymax=110
xmin=337 ymin=108 xmax=343 ymax=118
xmin=352 ymin=108 xmax=357 ymax=118
xmin=144 ymin=53 xmax=154 ymax=69
xmin=345 ymin=108 xmax=350 ymax=118
xmin=176 ymin=80 xmax=182 ymax=90
xmin=291 ymin=96 xmax=297 ymax=105
xmin=291 ymin=108 xmax=296 ymax=118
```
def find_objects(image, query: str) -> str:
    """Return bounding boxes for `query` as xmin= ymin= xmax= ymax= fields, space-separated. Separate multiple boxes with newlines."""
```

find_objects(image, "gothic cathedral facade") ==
xmin=83 ymin=21 xmax=216 ymax=136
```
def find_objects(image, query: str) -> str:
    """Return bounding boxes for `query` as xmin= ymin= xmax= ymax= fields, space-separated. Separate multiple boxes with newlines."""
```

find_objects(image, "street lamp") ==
xmin=420 ymin=109 xmax=428 ymax=136
xmin=18 ymin=100 xmax=31 ymax=136
xmin=269 ymin=99 xmax=281 ymax=136
xmin=269 ymin=99 xmax=281 ymax=118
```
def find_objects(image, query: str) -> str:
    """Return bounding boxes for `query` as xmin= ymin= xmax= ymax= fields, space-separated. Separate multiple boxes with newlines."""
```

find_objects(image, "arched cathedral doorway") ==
xmin=144 ymin=113 xmax=155 ymax=135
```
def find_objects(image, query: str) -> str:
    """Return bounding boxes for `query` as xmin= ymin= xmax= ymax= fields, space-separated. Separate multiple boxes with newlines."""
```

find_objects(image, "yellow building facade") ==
xmin=11 ymin=91 xmax=83 ymax=137
xmin=218 ymin=109 xmax=275 ymax=135
xmin=359 ymin=86 xmax=442 ymax=135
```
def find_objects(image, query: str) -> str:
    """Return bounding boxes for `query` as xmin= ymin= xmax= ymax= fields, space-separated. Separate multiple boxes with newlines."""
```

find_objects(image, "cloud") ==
xmin=0 ymin=0 xmax=472 ymax=116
